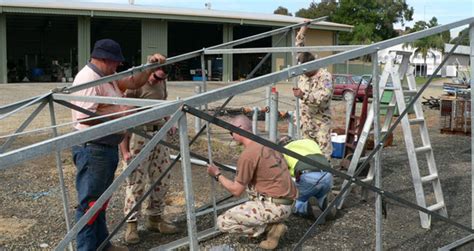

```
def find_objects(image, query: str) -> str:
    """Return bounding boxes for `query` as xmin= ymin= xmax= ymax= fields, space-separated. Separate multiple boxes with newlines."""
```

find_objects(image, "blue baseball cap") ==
xmin=91 ymin=39 xmax=125 ymax=62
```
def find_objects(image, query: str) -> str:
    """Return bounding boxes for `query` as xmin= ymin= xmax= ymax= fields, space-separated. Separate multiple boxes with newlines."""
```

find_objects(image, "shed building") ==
xmin=0 ymin=1 xmax=352 ymax=83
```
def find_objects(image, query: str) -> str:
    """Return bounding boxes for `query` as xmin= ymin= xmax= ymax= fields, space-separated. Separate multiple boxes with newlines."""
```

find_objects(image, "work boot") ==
xmin=259 ymin=223 xmax=287 ymax=250
xmin=306 ymin=197 xmax=324 ymax=223
xmin=145 ymin=215 xmax=179 ymax=234
xmin=321 ymin=192 xmax=337 ymax=220
xmin=124 ymin=222 xmax=140 ymax=244
xmin=106 ymin=244 xmax=129 ymax=251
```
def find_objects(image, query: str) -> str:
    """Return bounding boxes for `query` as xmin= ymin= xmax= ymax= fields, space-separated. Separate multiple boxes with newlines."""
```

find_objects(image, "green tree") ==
xmin=451 ymin=27 xmax=469 ymax=46
xmin=273 ymin=6 xmax=292 ymax=16
xmin=296 ymin=0 xmax=414 ymax=45
xmin=295 ymin=0 xmax=337 ymax=19
xmin=404 ymin=17 xmax=445 ymax=76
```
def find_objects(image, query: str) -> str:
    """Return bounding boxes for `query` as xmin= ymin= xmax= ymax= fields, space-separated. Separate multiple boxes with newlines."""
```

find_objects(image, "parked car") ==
xmin=332 ymin=74 xmax=373 ymax=101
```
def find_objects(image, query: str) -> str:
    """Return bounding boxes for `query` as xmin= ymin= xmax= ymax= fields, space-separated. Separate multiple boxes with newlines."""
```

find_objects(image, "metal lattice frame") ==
xmin=0 ymin=17 xmax=474 ymax=251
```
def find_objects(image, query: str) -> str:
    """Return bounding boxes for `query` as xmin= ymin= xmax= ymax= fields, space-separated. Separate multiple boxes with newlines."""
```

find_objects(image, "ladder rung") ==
xmin=383 ymin=87 xmax=399 ymax=91
xmin=427 ymin=202 xmax=445 ymax=212
xmin=409 ymin=118 xmax=425 ymax=125
xmin=421 ymin=173 xmax=438 ymax=183
xmin=403 ymin=90 xmax=417 ymax=96
xmin=415 ymin=145 xmax=432 ymax=154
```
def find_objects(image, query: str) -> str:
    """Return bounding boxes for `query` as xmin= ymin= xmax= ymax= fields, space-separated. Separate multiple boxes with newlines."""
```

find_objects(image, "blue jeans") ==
xmin=72 ymin=143 xmax=119 ymax=251
xmin=294 ymin=171 xmax=333 ymax=215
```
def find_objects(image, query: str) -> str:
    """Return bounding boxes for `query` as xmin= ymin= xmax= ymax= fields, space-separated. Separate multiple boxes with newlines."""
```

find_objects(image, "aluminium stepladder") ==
xmin=336 ymin=51 xmax=448 ymax=229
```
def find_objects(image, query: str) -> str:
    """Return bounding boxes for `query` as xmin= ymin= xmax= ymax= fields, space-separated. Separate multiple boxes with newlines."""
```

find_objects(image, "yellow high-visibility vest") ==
xmin=283 ymin=139 xmax=322 ymax=177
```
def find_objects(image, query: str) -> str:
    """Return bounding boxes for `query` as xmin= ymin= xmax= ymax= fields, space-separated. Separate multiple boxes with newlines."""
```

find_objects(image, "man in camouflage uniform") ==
xmin=120 ymin=67 xmax=178 ymax=244
xmin=207 ymin=115 xmax=298 ymax=250
xmin=293 ymin=23 xmax=334 ymax=160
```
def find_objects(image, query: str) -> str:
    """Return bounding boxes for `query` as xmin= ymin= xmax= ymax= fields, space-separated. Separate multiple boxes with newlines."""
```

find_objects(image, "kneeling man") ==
xmin=207 ymin=115 xmax=297 ymax=250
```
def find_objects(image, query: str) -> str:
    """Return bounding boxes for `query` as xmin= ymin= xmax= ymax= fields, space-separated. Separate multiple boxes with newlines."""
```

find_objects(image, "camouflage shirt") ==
xmin=295 ymin=28 xmax=333 ymax=124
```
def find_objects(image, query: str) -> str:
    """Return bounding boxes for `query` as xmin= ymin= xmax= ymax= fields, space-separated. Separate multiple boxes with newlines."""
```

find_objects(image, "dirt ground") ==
xmin=1 ymin=78 xmax=473 ymax=250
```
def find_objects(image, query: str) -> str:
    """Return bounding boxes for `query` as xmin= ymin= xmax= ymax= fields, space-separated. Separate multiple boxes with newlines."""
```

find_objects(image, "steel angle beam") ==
xmin=0 ymin=95 xmax=47 ymax=115
xmin=438 ymin=234 xmax=474 ymax=251
xmin=0 ymin=100 xmax=48 ymax=153
xmin=53 ymin=93 xmax=167 ymax=107
xmin=204 ymin=45 xmax=362 ymax=55
xmin=150 ymin=228 xmax=222 ymax=251
xmin=0 ymin=92 xmax=51 ymax=120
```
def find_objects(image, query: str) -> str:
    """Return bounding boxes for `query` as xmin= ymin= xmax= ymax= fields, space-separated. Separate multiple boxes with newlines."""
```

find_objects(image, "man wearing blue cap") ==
xmin=71 ymin=38 xmax=166 ymax=251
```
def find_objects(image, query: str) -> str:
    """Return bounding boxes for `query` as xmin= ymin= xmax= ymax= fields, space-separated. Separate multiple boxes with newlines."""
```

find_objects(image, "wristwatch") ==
xmin=214 ymin=173 xmax=222 ymax=181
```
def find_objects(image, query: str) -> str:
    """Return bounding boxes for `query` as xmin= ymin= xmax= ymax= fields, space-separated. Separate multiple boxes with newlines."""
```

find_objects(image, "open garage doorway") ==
xmin=91 ymin=18 xmax=141 ymax=72
xmin=232 ymin=25 xmax=271 ymax=81
xmin=168 ymin=22 xmax=223 ymax=81
xmin=6 ymin=14 xmax=77 ymax=83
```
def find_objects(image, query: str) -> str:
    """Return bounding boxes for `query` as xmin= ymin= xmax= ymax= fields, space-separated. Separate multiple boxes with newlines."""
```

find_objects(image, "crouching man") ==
xmin=207 ymin=115 xmax=297 ymax=250
xmin=278 ymin=136 xmax=336 ymax=221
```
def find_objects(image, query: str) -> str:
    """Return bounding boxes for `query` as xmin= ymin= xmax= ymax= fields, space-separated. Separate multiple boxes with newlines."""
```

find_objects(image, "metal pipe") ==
xmin=291 ymin=29 xmax=301 ymax=139
xmin=53 ymin=93 xmax=166 ymax=107
xmin=372 ymin=52 xmax=382 ymax=251
xmin=288 ymin=111 xmax=294 ymax=138
xmin=269 ymin=88 xmax=279 ymax=142
xmin=345 ymin=92 xmax=355 ymax=134
xmin=204 ymin=45 xmax=363 ymax=54
xmin=169 ymin=154 xmax=236 ymax=171
xmin=265 ymin=86 xmax=271 ymax=132
xmin=470 ymin=23 xmax=474 ymax=230
xmin=178 ymin=113 xmax=199 ymax=250
xmin=48 ymin=99 xmax=74 ymax=251
xmin=252 ymin=106 xmax=258 ymax=135
xmin=194 ymin=85 xmax=202 ymax=134
xmin=201 ymin=53 xmax=218 ymax=229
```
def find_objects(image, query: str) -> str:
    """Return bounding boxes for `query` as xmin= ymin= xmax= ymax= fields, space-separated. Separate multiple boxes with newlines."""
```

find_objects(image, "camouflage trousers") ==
xmin=301 ymin=120 xmax=332 ymax=160
xmin=217 ymin=200 xmax=292 ymax=237
xmin=123 ymin=132 xmax=171 ymax=222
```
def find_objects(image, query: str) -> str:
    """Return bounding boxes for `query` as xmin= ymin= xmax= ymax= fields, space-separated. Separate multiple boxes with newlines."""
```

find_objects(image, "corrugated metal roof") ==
xmin=0 ymin=0 xmax=353 ymax=32
xmin=445 ymin=43 xmax=470 ymax=55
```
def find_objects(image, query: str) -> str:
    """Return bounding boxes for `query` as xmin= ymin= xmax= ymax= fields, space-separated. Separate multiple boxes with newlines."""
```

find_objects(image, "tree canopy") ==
xmin=295 ymin=0 xmax=414 ymax=45
xmin=451 ymin=27 xmax=470 ymax=46
xmin=273 ymin=6 xmax=292 ymax=16
xmin=404 ymin=17 xmax=445 ymax=70
xmin=295 ymin=0 xmax=337 ymax=19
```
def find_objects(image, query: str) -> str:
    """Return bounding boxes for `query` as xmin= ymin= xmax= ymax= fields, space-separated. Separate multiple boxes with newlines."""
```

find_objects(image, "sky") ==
xmin=74 ymin=0 xmax=473 ymax=37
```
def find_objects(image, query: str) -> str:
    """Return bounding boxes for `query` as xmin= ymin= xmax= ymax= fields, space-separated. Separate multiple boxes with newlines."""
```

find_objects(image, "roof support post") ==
xmin=77 ymin=16 xmax=90 ymax=70
xmin=142 ymin=19 xmax=167 ymax=63
xmin=222 ymin=23 xmax=233 ymax=82
xmin=0 ymin=14 xmax=7 ymax=83
xmin=469 ymin=23 xmax=474 ymax=229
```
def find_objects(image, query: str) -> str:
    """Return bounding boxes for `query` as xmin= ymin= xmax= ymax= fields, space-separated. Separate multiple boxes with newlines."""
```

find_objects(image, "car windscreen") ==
xmin=352 ymin=75 xmax=364 ymax=84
